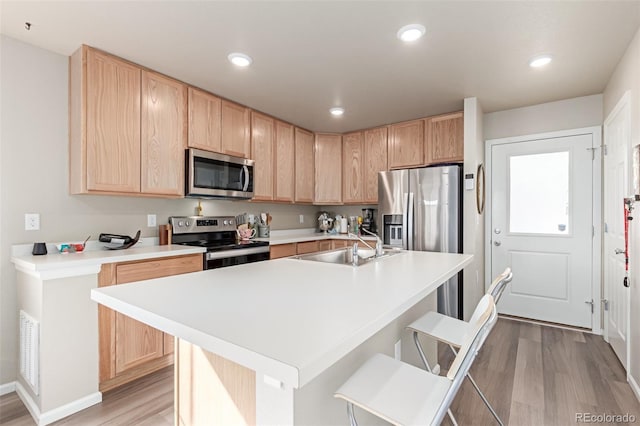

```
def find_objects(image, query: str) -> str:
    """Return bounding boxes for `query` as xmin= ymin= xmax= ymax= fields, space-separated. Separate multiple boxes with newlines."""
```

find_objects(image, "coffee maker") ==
xmin=361 ymin=208 xmax=377 ymax=234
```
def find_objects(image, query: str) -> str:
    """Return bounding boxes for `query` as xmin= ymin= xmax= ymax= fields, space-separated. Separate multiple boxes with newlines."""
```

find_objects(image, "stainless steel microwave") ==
xmin=185 ymin=148 xmax=254 ymax=199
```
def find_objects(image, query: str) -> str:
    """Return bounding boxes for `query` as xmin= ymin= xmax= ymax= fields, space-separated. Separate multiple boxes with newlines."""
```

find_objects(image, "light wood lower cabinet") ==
xmin=269 ymin=243 xmax=297 ymax=259
xmin=98 ymin=253 xmax=202 ymax=392
xmin=295 ymin=240 xmax=320 ymax=255
xmin=331 ymin=239 xmax=351 ymax=249
xmin=270 ymin=239 xmax=356 ymax=259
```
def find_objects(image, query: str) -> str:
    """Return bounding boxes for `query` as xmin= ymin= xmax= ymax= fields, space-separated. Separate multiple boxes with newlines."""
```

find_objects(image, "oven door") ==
xmin=186 ymin=148 xmax=254 ymax=199
xmin=205 ymin=247 xmax=270 ymax=269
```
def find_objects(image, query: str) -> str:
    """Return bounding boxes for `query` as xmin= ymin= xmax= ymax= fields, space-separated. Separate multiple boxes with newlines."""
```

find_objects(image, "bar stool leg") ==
xmin=347 ymin=402 xmax=358 ymax=426
xmin=449 ymin=345 xmax=504 ymax=426
xmin=413 ymin=331 xmax=458 ymax=426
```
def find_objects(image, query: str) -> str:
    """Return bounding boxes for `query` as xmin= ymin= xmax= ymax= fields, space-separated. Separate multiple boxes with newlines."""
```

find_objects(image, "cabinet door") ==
xmin=296 ymin=240 xmax=320 ymax=254
xmin=318 ymin=240 xmax=333 ymax=251
xmin=342 ymin=132 xmax=364 ymax=204
xmin=251 ymin=112 xmax=275 ymax=201
xmin=389 ymin=119 xmax=424 ymax=169
xmin=86 ymin=49 xmax=141 ymax=193
xmin=425 ymin=112 xmax=464 ymax=165
xmin=221 ymin=101 xmax=250 ymax=158
xmin=141 ymin=71 xmax=187 ymax=196
xmin=274 ymin=121 xmax=295 ymax=202
xmin=188 ymin=87 xmax=222 ymax=152
xmin=294 ymin=128 xmax=315 ymax=203
xmin=314 ymin=133 xmax=343 ymax=204
xmin=332 ymin=239 xmax=350 ymax=249
xmin=363 ymin=127 xmax=388 ymax=203
xmin=270 ymin=243 xmax=297 ymax=259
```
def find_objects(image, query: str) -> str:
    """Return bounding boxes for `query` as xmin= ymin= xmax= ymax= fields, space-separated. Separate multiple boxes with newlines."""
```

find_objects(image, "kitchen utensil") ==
xmin=32 ymin=242 xmax=47 ymax=255
xmin=99 ymin=230 xmax=141 ymax=250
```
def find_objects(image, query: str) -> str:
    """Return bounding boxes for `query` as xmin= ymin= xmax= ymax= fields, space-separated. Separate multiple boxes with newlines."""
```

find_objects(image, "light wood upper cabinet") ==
xmin=221 ymin=100 xmax=250 ymax=158
xmin=250 ymin=111 xmax=275 ymax=201
xmin=425 ymin=111 xmax=464 ymax=165
xmin=314 ymin=133 xmax=342 ymax=204
xmin=294 ymin=128 xmax=314 ymax=203
xmin=389 ymin=119 xmax=424 ymax=169
xmin=274 ymin=120 xmax=295 ymax=202
xmin=363 ymin=126 xmax=388 ymax=203
xmin=342 ymin=131 xmax=364 ymax=204
xmin=141 ymin=71 xmax=186 ymax=196
xmin=188 ymin=87 xmax=222 ymax=152
xmin=80 ymin=47 xmax=141 ymax=194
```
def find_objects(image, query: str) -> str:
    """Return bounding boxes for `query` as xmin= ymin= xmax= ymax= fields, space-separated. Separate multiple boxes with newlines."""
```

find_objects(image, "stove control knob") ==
xmin=185 ymin=221 xmax=190 ymax=227
xmin=223 ymin=220 xmax=229 ymax=226
xmin=178 ymin=221 xmax=184 ymax=227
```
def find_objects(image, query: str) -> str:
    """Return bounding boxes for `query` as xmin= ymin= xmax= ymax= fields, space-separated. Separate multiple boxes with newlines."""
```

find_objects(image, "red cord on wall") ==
xmin=623 ymin=198 xmax=634 ymax=288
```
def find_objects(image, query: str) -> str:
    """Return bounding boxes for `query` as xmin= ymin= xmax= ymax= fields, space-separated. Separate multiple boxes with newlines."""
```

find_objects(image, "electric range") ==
xmin=169 ymin=216 xmax=270 ymax=269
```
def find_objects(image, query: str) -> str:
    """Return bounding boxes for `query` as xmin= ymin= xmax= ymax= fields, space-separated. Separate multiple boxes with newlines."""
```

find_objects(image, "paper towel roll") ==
xmin=340 ymin=218 xmax=348 ymax=234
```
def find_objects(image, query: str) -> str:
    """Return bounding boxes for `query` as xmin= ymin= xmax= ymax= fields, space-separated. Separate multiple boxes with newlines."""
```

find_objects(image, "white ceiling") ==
xmin=1 ymin=1 xmax=639 ymax=133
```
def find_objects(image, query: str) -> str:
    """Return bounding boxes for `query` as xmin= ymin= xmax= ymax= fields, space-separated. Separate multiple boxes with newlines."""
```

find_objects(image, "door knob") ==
xmin=615 ymin=248 xmax=625 ymax=255
xmin=494 ymin=241 xmax=501 ymax=246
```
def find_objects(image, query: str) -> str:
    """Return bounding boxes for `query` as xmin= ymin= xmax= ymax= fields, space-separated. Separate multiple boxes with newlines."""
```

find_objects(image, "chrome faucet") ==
xmin=360 ymin=227 xmax=384 ymax=257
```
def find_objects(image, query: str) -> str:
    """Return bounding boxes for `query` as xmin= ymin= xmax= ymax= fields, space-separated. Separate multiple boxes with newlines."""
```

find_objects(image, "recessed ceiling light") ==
xmin=529 ymin=55 xmax=552 ymax=68
xmin=330 ymin=107 xmax=345 ymax=116
xmin=228 ymin=52 xmax=252 ymax=67
xmin=397 ymin=24 xmax=426 ymax=42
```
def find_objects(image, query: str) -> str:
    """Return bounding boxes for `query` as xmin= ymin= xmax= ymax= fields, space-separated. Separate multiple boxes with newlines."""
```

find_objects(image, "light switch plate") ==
xmin=25 ymin=213 xmax=40 ymax=231
xmin=147 ymin=214 xmax=157 ymax=227
xmin=299 ymin=214 xmax=304 ymax=224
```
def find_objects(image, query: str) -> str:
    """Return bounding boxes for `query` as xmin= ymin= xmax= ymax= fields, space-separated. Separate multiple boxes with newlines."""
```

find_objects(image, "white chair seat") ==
xmin=335 ymin=353 xmax=451 ymax=426
xmin=407 ymin=311 xmax=471 ymax=348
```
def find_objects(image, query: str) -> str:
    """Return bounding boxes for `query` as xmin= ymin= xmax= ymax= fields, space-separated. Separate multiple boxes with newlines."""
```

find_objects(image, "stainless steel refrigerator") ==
xmin=378 ymin=165 xmax=463 ymax=319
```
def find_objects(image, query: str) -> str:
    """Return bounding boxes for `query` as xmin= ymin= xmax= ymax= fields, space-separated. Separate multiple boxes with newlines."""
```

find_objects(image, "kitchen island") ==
xmin=91 ymin=250 xmax=472 ymax=425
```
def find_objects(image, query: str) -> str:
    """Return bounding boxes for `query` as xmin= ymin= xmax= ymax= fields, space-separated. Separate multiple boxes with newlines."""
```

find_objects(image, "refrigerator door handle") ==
xmin=402 ymin=192 xmax=409 ymax=250
xmin=407 ymin=192 xmax=415 ymax=250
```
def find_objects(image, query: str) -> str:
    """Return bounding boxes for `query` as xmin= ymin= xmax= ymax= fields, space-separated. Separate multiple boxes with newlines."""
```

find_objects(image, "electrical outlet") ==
xmin=25 ymin=213 xmax=40 ymax=231
xmin=299 ymin=214 xmax=304 ymax=224
xmin=147 ymin=214 xmax=157 ymax=227
xmin=394 ymin=340 xmax=402 ymax=360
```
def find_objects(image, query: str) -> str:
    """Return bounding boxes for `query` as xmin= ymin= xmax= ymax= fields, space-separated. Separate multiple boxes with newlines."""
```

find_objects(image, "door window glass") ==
xmin=509 ymin=151 xmax=569 ymax=234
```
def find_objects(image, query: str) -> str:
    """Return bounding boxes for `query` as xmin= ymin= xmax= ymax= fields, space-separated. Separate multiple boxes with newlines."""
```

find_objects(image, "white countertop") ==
xmin=11 ymin=244 xmax=206 ymax=280
xmin=91 ymin=250 xmax=472 ymax=388
xmin=256 ymin=228 xmax=377 ymax=245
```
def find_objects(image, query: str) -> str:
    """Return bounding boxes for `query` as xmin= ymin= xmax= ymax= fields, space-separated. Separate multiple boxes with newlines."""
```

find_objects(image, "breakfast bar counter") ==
xmin=91 ymin=250 xmax=472 ymax=425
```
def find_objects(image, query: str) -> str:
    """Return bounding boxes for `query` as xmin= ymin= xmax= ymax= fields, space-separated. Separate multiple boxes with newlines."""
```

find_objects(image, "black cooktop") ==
xmin=177 ymin=239 xmax=269 ymax=252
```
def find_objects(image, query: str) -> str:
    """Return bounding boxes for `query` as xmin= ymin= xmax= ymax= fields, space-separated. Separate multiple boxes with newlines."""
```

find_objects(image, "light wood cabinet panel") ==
xmin=274 ymin=121 xmax=295 ymax=202
xmin=270 ymin=243 xmax=297 ymax=259
xmin=85 ymin=48 xmax=141 ymax=193
xmin=296 ymin=240 xmax=320 ymax=254
xmin=141 ymin=71 xmax=186 ymax=196
xmin=342 ymin=132 xmax=364 ymax=204
xmin=314 ymin=133 xmax=343 ymax=204
xmin=294 ymin=128 xmax=314 ymax=203
xmin=389 ymin=119 xmax=424 ymax=169
xmin=318 ymin=240 xmax=333 ymax=251
xmin=250 ymin=112 xmax=275 ymax=201
xmin=221 ymin=100 xmax=250 ymax=158
xmin=332 ymin=239 xmax=350 ymax=249
xmin=188 ymin=87 xmax=222 ymax=152
xmin=425 ymin=111 xmax=464 ymax=165
xmin=363 ymin=127 xmax=388 ymax=203
xmin=98 ymin=254 xmax=203 ymax=391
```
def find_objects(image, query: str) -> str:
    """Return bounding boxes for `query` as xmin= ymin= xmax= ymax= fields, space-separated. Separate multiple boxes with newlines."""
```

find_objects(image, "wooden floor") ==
xmin=1 ymin=318 xmax=639 ymax=425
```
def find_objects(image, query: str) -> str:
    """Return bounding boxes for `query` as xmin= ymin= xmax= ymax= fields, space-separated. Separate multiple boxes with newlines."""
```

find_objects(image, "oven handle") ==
xmin=205 ymin=246 xmax=270 ymax=261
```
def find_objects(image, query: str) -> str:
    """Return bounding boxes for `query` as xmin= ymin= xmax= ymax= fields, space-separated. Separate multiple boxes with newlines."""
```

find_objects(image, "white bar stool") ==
xmin=407 ymin=267 xmax=512 ymax=425
xmin=335 ymin=295 xmax=498 ymax=426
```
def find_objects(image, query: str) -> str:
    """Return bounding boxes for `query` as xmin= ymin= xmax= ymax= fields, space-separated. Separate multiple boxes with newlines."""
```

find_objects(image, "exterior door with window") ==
xmin=489 ymin=132 xmax=595 ymax=328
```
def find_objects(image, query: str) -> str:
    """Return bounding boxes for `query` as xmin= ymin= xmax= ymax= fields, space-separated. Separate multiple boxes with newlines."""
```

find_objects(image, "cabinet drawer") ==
xmin=116 ymin=254 xmax=202 ymax=284
xmin=331 ymin=239 xmax=350 ymax=249
xmin=270 ymin=243 xmax=297 ymax=259
xmin=318 ymin=240 xmax=333 ymax=251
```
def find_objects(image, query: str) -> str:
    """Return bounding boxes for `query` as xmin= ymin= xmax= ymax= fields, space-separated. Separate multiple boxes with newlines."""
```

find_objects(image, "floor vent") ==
xmin=19 ymin=310 xmax=39 ymax=395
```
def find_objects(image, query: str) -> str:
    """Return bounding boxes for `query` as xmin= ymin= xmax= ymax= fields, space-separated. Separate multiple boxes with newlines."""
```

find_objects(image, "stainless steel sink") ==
xmin=294 ymin=247 xmax=402 ymax=266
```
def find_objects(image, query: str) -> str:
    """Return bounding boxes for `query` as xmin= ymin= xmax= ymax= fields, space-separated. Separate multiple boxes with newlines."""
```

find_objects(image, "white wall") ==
xmin=0 ymin=36 xmax=372 ymax=386
xmin=604 ymin=26 xmax=640 ymax=398
xmin=462 ymin=98 xmax=485 ymax=320
xmin=484 ymin=94 xmax=603 ymax=141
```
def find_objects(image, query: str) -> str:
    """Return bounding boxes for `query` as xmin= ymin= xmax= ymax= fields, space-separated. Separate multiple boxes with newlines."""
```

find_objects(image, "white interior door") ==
xmin=490 ymin=133 xmax=594 ymax=328
xmin=604 ymin=91 xmax=631 ymax=370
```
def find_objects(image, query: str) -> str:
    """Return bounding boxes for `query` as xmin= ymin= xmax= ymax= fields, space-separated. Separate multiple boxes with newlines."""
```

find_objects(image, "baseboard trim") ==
xmin=16 ymin=381 xmax=102 ymax=426
xmin=0 ymin=381 xmax=16 ymax=396
xmin=629 ymin=374 xmax=640 ymax=403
